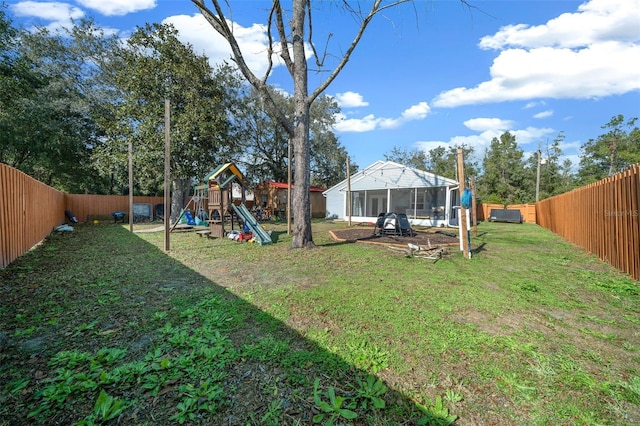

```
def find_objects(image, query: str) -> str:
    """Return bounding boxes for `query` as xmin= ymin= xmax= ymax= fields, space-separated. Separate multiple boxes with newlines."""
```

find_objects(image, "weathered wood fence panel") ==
xmin=0 ymin=164 xmax=65 ymax=268
xmin=64 ymin=194 xmax=164 ymax=222
xmin=536 ymin=164 xmax=640 ymax=281
xmin=1 ymin=163 xmax=165 ymax=269
xmin=477 ymin=203 xmax=536 ymax=223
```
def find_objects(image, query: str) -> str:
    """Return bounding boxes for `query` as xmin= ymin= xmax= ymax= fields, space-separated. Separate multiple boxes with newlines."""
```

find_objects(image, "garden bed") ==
xmin=330 ymin=226 xmax=459 ymax=247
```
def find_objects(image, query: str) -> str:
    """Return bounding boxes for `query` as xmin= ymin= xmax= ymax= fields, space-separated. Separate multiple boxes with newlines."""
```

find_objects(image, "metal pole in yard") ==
xmin=346 ymin=157 xmax=352 ymax=227
xmin=128 ymin=141 xmax=133 ymax=232
xmin=164 ymin=99 xmax=170 ymax=252
xmin=471 ymin=175 xmax=477 ymax=237
xmin=287 ymin=138 xmax=291 ymax=235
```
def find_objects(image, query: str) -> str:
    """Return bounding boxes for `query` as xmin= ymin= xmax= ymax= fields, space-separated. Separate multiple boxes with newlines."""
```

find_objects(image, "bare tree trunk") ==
xmin=171 ymin=178 xmax=187 ymax=224
xmin=191 ymin=0 xmax=406 ymax=247
xmin=291 ymin=0 xmax=314 ymax=247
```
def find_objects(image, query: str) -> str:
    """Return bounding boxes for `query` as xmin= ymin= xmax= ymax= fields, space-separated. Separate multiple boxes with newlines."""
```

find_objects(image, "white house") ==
xmin=323 ymin=161 xmax=461 ymax=227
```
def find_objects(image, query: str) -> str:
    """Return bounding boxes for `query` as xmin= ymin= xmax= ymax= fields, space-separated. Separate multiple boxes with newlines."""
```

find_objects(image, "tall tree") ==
xmin=233 ymin=87 xmax=292 ymax=184
xmin=192 ymin=0 xmax=410 ymax=248
xmin=429 ymin=144 xmax=478 ymax=181
xmin=0 ymin=10 xmax=45 ymax=171
xmin=578 ymin=115 xmax=640 ymax=184
xmin=234 ymin=87 xmax=351 ymax=188
xmin=478 ymin=132 xmax=527 ymax=204
xmin=524 ymin=132 xmax=576 ymax=202
xmin=96 ymin=23 xmax=242 ymax=218
xmin=384 ymin=146 xmax=430 ymax=170
xmin=309 ymin=95 xmax=355 ymax=189
xmin=1 ymin=18 xmax=118 ymax=193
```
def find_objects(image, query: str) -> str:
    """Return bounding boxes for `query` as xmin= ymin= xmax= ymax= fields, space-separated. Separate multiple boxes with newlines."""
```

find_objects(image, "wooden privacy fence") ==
xmin=477 ymin=203 xmax=536 ymax=223
xmin=65 ymin=194 xmax=164 ymax=222
xmin=1 ymin=164 xmax=66 ymax=269
xmin=536 ymin=164 xmax=640 ymax=281
xmin=1 ymin=163 xmax=164 ymax=269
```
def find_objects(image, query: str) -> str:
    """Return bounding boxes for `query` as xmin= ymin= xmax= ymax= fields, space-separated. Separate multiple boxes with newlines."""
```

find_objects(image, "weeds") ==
xmin=415 ymin=395 xmax=457 ymax=426
xmin=312 ymin=378 xmax=358 ymax=425
xmin=75 ymin=390 xmax=129 ymax=426
xmin=1 ymin=221 xmax=638 ymax=424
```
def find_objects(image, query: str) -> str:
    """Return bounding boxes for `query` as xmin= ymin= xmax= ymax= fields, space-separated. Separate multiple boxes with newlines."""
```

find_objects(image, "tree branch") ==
xmin=308 ymin=0 xmax=410 ymax=105
xmin=274 ymin=1 xmax=294 ymax=75
xmin=190 ymin=0 xmax=294 ymax=135
xmin=306 ymin=4 xmax=332 ymax=68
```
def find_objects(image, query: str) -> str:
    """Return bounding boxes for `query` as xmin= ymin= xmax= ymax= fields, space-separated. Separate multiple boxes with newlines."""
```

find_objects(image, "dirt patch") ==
xmin=330 ymin=226 xmax=459 ymax=247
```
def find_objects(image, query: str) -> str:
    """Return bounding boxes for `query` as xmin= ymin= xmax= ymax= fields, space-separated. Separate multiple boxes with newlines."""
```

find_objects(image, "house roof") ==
xmin=323 ymin=160 xmax=458 ymax=194
xmin=261 ymin=181 xmax=325 ymax=192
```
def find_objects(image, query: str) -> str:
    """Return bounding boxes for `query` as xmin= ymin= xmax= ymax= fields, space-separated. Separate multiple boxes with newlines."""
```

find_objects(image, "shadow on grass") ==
xmin=0 ymin=224 xmax=438 ymax=425
xmin=471 ymin=242 xmax=488 ymax=255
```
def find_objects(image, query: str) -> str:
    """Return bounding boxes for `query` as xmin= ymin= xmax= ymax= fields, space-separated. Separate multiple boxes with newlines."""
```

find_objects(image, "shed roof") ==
xmin=323 ymin=160 xmax=458 ymax=194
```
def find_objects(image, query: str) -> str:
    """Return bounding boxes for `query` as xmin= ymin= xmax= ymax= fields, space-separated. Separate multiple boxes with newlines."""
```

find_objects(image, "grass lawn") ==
xmin=0 ymin=219 xmax=638 ymax=425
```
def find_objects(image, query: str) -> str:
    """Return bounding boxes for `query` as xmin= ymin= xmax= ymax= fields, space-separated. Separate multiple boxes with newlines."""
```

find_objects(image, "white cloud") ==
xmin=533 ymin=110 xmax=553 ymax=119
xmin=524 ymin=101 xmax=546 ymax=109
xmin=334 ymin=101 xmax=430 ymax=132
xmin=479 ymin=0 xmax=639 ymax=50
xmin=433 ymin=0 xmax=640 ymax=107
xmin=335 ymin=91 xmax=369 ymax=108
xmin=333 ymin=113 xmax=379 ymax=132
xmin=413 ymin=141 xmax=450 ymax=153
xmin=10 ymin=1 xmax=84 ymax=22
xmin=415 ymin=123 xmax=556 ymax=163
xmin=165 ymin=13 xmax=288 ymax=77
xmin=77 ymin=0 xmax=156 ymax=16
xmin=463 ymin=118 xmax=514 ymax=132
xmin=511 ymin=127 xmax=556 ymax=146
xmin=558 ymin=140 xmax=582 ymax=153
xmin=401 ymin=102 xmax=430 ymax=121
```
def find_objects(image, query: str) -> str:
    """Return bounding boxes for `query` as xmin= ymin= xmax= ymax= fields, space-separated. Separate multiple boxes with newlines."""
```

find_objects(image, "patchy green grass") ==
xmin=0 ymin=220 xmax=638 ymax=425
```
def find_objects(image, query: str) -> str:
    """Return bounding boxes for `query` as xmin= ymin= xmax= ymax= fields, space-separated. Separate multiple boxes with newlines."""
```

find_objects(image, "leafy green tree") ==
xmin=97 ymin=23 xmax=242 ymax=218
xmin=233 ymin=87 xmax=292 ymax=184
xmin=309 ymin=95 xmax=356 ymax=189
xmin=1 ymin=17 xmax=115 ymax=193
xmin=430 ymin=144 xmax=479 ymax=182
xmin=478 ymin=132 xmax=527 ymax=204
xmin=384 ymin=146 xmax=430 ymax=170
xmin=0 ymin=10 xmax=44 ymax=171
xmin=234 ymin=88 xmax=353 ymax=189
xmin=524 ymin=132 xmax=576 ymax=202
xmin=578 ymin=115 xmax=640 ymax=184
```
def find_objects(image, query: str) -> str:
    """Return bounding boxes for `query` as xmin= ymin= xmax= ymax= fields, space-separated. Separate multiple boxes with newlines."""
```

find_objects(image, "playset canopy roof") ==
xmin=205 ymin=163 xmax=246 ymax=188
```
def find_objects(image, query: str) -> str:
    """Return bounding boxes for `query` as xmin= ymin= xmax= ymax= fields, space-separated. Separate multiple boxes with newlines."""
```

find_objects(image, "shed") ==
xmin=253 ymin=181 xmax=326 ymax=219
xmin=323 ymin=160 xmax=460 ymax=227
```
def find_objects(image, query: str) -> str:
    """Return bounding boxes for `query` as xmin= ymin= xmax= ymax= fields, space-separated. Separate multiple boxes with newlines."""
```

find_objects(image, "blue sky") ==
xmin=8 ymin=0 xmax=640 ymax=170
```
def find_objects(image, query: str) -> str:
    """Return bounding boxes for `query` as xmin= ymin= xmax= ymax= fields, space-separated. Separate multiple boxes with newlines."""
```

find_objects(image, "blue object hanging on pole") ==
xmin=460 ymin=188 xmax=472 ymax=209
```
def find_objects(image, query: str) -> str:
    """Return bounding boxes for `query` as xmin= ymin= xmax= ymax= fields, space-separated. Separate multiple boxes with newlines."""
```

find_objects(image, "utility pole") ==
xmin=536 ymin=142 xmax=541 ymax=203
xmin=535 ymin=141 xmax=547 ymax=203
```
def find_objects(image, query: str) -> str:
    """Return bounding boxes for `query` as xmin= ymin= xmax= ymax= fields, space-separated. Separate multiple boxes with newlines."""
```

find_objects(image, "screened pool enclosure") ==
xmin=323 ymin=161 xmax=460 ymax=227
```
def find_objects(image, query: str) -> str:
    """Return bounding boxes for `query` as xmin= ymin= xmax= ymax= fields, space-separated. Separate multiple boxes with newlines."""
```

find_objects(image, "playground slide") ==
xmin=232 ymin=203 xmax=272 ymax=245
